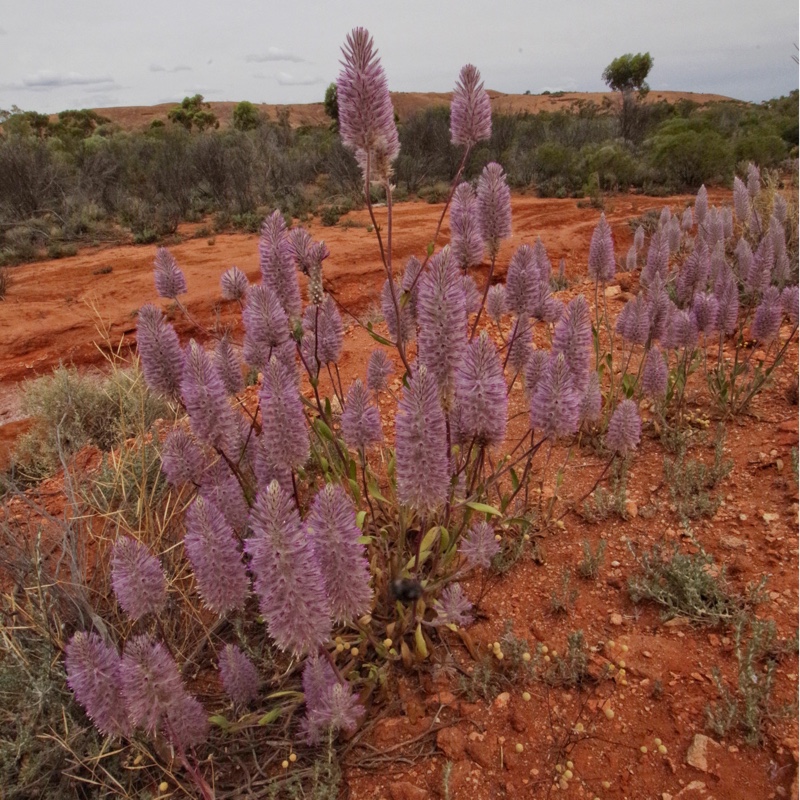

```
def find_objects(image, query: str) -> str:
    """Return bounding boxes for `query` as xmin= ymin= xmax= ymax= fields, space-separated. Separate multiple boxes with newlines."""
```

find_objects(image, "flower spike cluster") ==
xmin=450 ymin=64 xmax=492 ymax=147
xmin=153 ymin=247 xmax=187 ymax=299
xmin=111 ymin=536 xmax=167 ymax=621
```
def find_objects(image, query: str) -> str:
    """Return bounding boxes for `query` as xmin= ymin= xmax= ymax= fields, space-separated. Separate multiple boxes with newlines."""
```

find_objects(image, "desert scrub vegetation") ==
xmin=0 ymin=26 xmax=797 ymax=798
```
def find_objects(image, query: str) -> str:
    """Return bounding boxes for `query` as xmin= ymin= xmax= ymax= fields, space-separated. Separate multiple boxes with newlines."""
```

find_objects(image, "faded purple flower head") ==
xmin=505 ymin=244 xmax=537 ymax=317
xmin=450 ymin=64 xmax=492 ymax=147
xmin=641 ymin=228 xmax=669 ymax=287
xmin=337 ymin=27 xmax=400 ymax=182
xmin=773 ymin=193 xmax=787 ymax=224
xmin=218 ymin=644 xmax=260 ymax=706
xmin=733 ymin=176 xmax=751 ymax=226
xmin=695 ymin=185 xmax=708 ymax=226
xmin=221 ymin=266 xmax=249 ymax=301
xmin=161 ymin=427 xmax=206 ymax=487
xmin=165 ymin=691 xmax=209 ymax=750
xmin=530 ymin=352 xmax=580 ymax=440
xmin=735 ymin=237 xmax=754 ymax=281
xmin=604 ymin=399 xmax=641 ymax=455
xmin=137 ymin=304 xmax=185 ymax=399
xmin=462 ymin=274 xmax=482 ymax=314
xmin=303 ymin=295 xmax=344 ymax=366
xmin=417 ymin=247 xmax=468 ymax=402
xmin=746 ymin=162 xmax=761 ymax=197
xmin=781 ymin=285 xmax=799 ymax=327
xmin=259 ymin=355 xmax=310 ymax=474
xmin=65 ymin=632 xmax=130 ymax=738
xmin=477 ymin=162 xmax=512 ymax=260
xmin=746 ymin=235 xmax=774 ymax=296
xmin=588 ymin=213 xmax=615 ymax=283
xmin=692 ymin=292 xmax=719 ymax=336
xmin=214 ymin=335 xmax=244 ymax=396
xmin=259 ymin=210 xmax=302 ymax=318
xmin=664 ymin=308 xmax=699 ymax=351
xmin=615 ymin=294 xmax=651 ymax=346
xmin=507 ymin=316 xmax=533 ymax=374
xmin=634 ymin=225 xmax=645 ymax=251
xmin=676 ymin=238 xmax=710 ymax=305
xmin=431 ymin=583 xmax=473 ymax=628
xmin=751 ymin=286 xmax=782 ymax=343
xmin=641 ymin=346 xmax=668 ymax=400
xmin=459 ymin=520 xmax=500 ymax=570
xmin=341 ymin=378 xmax=382 ymax=452
xmin=659 ymin=206 xmax=672 ymax=228
xmin=307 ymin=483 xmax=373 ymax=624
xmin=681 ymin=207 xmax=694 ymax=232
xmin=450 ymin=182 xmax=485 ymax=270
xmin=199 ymin=459 xmax=249 ymax=532
xmin=111 ymin=536 xmax=167 ymax=621
xmin=242 ymin=283 xmax=290 ymax=371
xmin=714 ymin=265 xmax=740 ymax=336
xmin=645 ymin=274 xmax=672 ymax=342
xmin=626 ymin=245 xmax=638 ymax=272
xmin=395 ymin=364 xmax=450 ymax=513
xmin=401 ymin=256 xmax=423 ymax=321
xmin=382 ymin=277 xmax=416 ymax=345
xmin=120 ymin=636 xmax=183 ymax=735
xmin=366 ymin=349 xmax=394 ymax=393
xmin=185 ymin=495 xmax=248 ymax=615
xmin=301 ymin=655 xmax=364 ymax=745
xmin=181 ymin=340 xmax=240 ymax=457
xmin=246 ymin=481 xmax=332 ymax=655
xmin=455 ymin=331 xmax=507 ymax=448
xmin=154 ymin=247 xmax=187 ymax=299
xmin=551 ymin=295 xmax=592 ymax=394
xmin=668 ymin=216 xmax=682 ymax=254
xmin=486 ymin=283 xmax=507 ymax=323
xmin=580 ymin=370 xmax=602 ymax=425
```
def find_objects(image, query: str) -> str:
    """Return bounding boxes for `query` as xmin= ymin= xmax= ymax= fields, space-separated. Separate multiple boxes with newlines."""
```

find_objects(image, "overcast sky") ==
xmin=1 ymin=0 xmax=797 ymax=114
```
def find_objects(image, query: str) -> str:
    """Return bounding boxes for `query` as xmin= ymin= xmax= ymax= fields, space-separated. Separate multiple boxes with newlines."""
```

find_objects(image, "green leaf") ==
xmin=257 ymin=708 xmax=282 ymax=726
xmin=426 ymin=241 xmax=434 ymax=257
xmin=365 ymin=322 xmax=393 ymax=347
xmin=510 ymin=468 xmax=520 ymax=493
xmin=348 ymin=478 xmax=361 ymax=502
xmin=314 ymin=419 xmax=334 ymax=441
xmin=466 ymin=501 xmax=503 ymax=517
xmin=209 ymin=714 xmax=230 ymax=730
xmin=367 ymin=476 xmax=389 ymax=503
xmin=356 ymin=510 xmax=367 ymax=529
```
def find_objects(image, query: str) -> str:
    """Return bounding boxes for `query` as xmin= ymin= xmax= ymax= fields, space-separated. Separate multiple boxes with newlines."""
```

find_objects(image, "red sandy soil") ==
xmin=0 ymin=190 xmax=797 ymax=799
xmin=89 ymin=89 xmax=738 ymax=132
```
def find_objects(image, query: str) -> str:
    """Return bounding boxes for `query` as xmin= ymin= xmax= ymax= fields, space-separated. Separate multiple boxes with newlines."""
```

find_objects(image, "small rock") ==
xmin=389 ymin=781 xmax=428 ymax=800
xmin=437 ymin=727 xmax=466 ymax=761
xmin=686 ymin=733 xmax=721 ymax=773
xmin=610 ymin=613 xmax=623 ymax=626
xmin=625 ymin=499 xmax=638 ymax=518
xmin=604 ymin=285 xmax=621 ymax=298
xmin=466 ymin=739 xmax=495 ymax=769
xmin=664 ymin=616 xmax=690 ymax=628
xmin=493 ymin=692 xmax=511 ymax=710
xmin=510 ymin=706 xmax=528 ymax=733
xmin=720 ymin=534 xmax=748 ymax=551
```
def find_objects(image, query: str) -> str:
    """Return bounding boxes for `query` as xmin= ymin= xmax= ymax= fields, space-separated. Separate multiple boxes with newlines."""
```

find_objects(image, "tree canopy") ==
xmin=602 ymin=53 xmax=654 ymax=96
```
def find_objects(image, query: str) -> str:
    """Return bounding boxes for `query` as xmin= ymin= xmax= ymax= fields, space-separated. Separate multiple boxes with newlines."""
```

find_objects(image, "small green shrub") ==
xmin=577 ymin=539 xmax=606 ymax=579
xmin=550 ymin=569 xmax=578 ymax=615
xmin=544 ymin=631 xmax=589 ymax=687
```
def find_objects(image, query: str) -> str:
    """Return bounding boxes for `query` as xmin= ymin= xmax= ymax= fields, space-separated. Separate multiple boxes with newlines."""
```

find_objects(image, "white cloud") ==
xmin=276 ymin=71 xmax=323 ymax=86
xmin=16 ymin=71 xmax=116 ymax=90
xmin=150 ymin=63 xmax=191 ymax=73
xmin=246 ymin=47 xmax=307 ymax=64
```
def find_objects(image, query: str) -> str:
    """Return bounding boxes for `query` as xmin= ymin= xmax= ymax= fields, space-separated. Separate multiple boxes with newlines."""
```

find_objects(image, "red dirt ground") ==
xmin=0 ymin=190 xmax=797 ymax=799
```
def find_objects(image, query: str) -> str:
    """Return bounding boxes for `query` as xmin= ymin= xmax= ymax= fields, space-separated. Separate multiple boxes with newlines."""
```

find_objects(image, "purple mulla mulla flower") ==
xmin=781 ymin=285 xmax=799 ymax=327
xmin=507 ymin=316 xmax=533 ymax=374
xmin=246 ymin=481 xmax=332 ymax=655
xmin=137 ymin=304 xmax=185 ymax=400
xmin=668 ymin=217 xmax=682 ymax=254
xmin=751 ymin=287 xmax=783 ymax=343
xmin=692 ymin=292 xmax=719 ymax=336
xmin=242 ymin=283 xmax=290 ymax=372
xmin=301 ymin=654 xmax=364 ymax=745
xmin=400 ymin=256 xmax=422 ymax=321
xmin=259 ymin=355 xmax=310 ymax=474
xmin=199 ymin=459 xmax=249 ymax=533
xmin=505 ymin=244 xmax=537 ymax=317
xmin=664 ymin=308 xmax=699 ymax=351
xmin=450 ymin=182 xmax=485 ymax=270
xmin=615 ymin=294 xmax=651 ymax=346
xmin=695 ymin=185 xmax=708 ymax=227
xmin=253 ymin=437 xmax=293 ymax=496
xmin=676 ymin=239 xmax=710 ymax=305
xmin=714 ymin=265 xmax=740 ymax=336
xmin=605 ymin=399 xmax=641 ymax=455
xmin=65 ymin=632 xmax=130 ymax=738
xmin=395 ymin=364 xmax=449 ymax=513
xmin=161 ymin=427 xmax=206 ymax=487
xmin=681 ymin=206 xmax=694 ymax=232
xmin=213 ymin=335 xmax=244 ymax=396
xmin=259 ymin=210 xmax=302 ymax=318
xmin=454 ymin=331 xmax=507 ymax=448
xmin=580 ymin=370 xmax=602 ymax=425
xmin=626 ymin=245 xmax=638 ymax=272
xmin=337 ymin=27 xmax=399 ymax=183
xmin=530 ymin=352 xmax=580 ymax=440
xmin=524 ymin=349 xmax=549 ymax=400
xmin=450 ymin=63 xmax=492 ymax=147
xmin=477 ymin=162 xmax=512 ymax=260
xmin=165 ymin=692 xmax=209 ymax=750
xmin=588 ymin=213 xmax=615 ymax=284
xmin=641 ymin=346 xmax=668 ymax=400
xmin=773 ymin=193 xmax=788 ymax=224
xmin=381 ymin=277 xmax=416 ymax=345
xmin=747 ymin=162 xmax=761 ymax=197
xmin=735 ymin=237 xmax=753 ymax=281
xmin=111 ymin=536 xmax=167 ymax=621
xmin=634 ymin=225 xmax=645 ymax=252
xmin=486 ymin=284 xmax=507 ymax=323
xmin=645 ymin=274 xmax=672 ymax=342
xmin=734 ymin=176 xmax=751 ymax=224
xmin=181 ymin=340 xmax=240 ymax=457
xmin=551 ymin=295 xmax=592 ymax=395
xmin=220 ymin=265 xmax=249 ymax=302
xmin=218 ymin=644 xmax=260 ymax=706
xmin=307 ymin=483 xmax=373 ymax=624
xmin=417 ymin=247 xmax=468 ymax=402
xmin=462 ymin=274 xmax=482 ymax=314
xmin=748 ymin=235 xmax=775 ymax=297
xmin=659 ymin=206 xmax=672 ymax=228
xmin=153 ymin=247 xmax=187 ymax=299
xmin=341 ymin=379 xmax=382 ymax=452
xmin=431 ymin=583 xmax=473 ymax=628
xmin=366 ymin=349 xmax=393 ymax=393
xmin=641 ymin=228 xmax=669 ymax=287
xmin=459 ymin=520 xmax=500 ymax=570
xmin=303 ymin=295 xmax=344 ymax=366
xmin=184 ymin=495 xmax=248 ymax=615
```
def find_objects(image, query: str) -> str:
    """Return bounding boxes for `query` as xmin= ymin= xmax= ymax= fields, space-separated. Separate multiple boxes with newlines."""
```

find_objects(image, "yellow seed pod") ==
xmin=654 ymin=737 xmax=662 ymax=746
xmin=383 ymin=638 xmax=393 ymax=648
xmin=566 ymin=760 xmax=574 ymax=770
xmin=607 ymin=640 xmax=615 ymax=649
xmin=541 ymin=645 xmax=549 ymax=654
xmin=522 ymin=691 xmax=531 ymax=701
xmin=335 ymin=643 xmax=344 ymax=653
xmin=602 ymin=781 xmax=611 ymax=789
xmin=494 ymin=534 xmax=502 ymax=542
xmin=133 ymin=754 xmax=143 ymax=766
xmin=289 ymin=753 xmax=297 ymax=763
xmin=550 ymin=651 xmax=558 ymax=659
xmin=515 ymin=743 xmax=524 ymax=753
xmin=522 ymin=652 xmax=531 ymax=662
xmin=350 ymin=647 xmax=359 ymax=657
xmin=158 ymin=782 xmax=169 ymax=794
xmin=493 ymin=641 xmax=501 ymax=651
xmin=658 ymin=744 xmax=667 ymax=755
xmin=556 ymin=764 xmax=564 ymax=773
xmin=544 ymin=655 xmax=551 ymax=663
xmin=603 ymin=706 xmax=615 ymax=720
xmin=617 ymin=659 xmax=626 ymax=669
xmin=640 ymin=745 xmax=648 ymax=754
xmin=496 ymin=651 xmax=504 ymax=660
xmin=573 ymin=723 xmax=584 ymax=733
xmin=563 ymin=769 xmax=573 ymax=780
xmin=621 ymin=644 xmax=629 ymax=653
xmin=281 ymin=760 xmax=289 ymax=769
